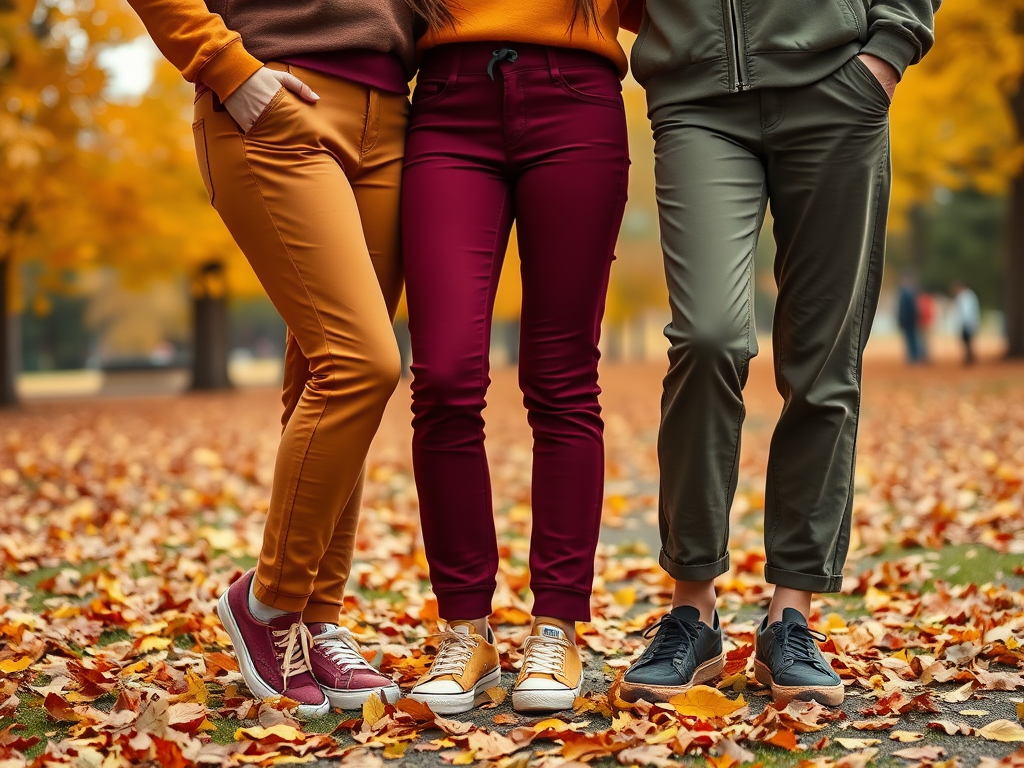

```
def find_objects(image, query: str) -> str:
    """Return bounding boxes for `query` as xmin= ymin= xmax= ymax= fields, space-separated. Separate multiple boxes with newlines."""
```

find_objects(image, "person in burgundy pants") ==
xmin=401 ymin=12 xmax=634 ymax=711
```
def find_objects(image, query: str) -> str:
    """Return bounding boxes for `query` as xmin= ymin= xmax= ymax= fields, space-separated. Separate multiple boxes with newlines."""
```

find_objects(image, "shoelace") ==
xmin=640 ymin=613 xmax=702 ymax=666
xmin=315 ymin=627 xmax=376 ymax=672
xmin=777 ymin=622 xmax=830 ymax=672
xmin=272 ymin=622 xmax=315 ymax=688
xmin=520 ymin=634 xmax=571 ymax=677
xmin=427 ymin=630 xmax=479 ymax=677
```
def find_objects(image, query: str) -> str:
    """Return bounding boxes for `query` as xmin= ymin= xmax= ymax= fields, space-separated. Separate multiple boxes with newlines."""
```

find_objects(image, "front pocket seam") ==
xmin=245 ymin=87 xmax=287 ymax=135
xmin=850 ymin=56 xmax=891 ymax=105
xmin=191 ymin=118 xmax=214 ymax=205
xmin=411 ymin=78 xmax=452 ymax=108
xmin=557 ymin=76 xmax=624 ymax=109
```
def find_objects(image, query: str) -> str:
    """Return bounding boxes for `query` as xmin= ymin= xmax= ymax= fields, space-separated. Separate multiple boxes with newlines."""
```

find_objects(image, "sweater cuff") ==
xmin=860 ymin=28 xmax=920 ymax=79
xmin=197 ymin=38 xmax=264 ymax=100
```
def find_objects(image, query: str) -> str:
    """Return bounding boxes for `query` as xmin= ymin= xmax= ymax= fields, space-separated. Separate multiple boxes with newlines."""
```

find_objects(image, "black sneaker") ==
xmin=619 ymin=605 xmax=725 ymax=703
xmin=754 ymin=608 xmax=844 ymax=706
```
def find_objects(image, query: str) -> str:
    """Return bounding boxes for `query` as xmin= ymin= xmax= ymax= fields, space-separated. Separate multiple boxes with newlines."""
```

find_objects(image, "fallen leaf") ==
xmin=362 ymin=692 xmax=386 ymax=727
xmin=836 ymin=738 xmax=882 ymax=750
xmin=979 ymin=720 xmax=1024 ymax=742
xmin=669 ymin=686 xmax=746 ymax=719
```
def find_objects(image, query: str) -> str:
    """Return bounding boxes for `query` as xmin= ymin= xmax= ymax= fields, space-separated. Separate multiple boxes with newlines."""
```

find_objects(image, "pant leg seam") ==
xmin=828 ymin=129 xmax=889 ymax=580
xmin=240 ymin=136 xmax=337 ymax=598
xmin=725 ymin=176 xmax=764 ymax=564
xmin=479 ymin=184 xmax=512 ymax=599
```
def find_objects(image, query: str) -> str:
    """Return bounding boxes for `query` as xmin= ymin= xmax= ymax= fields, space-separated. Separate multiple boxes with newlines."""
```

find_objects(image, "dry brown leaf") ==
xmin=979 ymin=720 xmax=1024 ymax=742
xmin=893 ymin=745 xmax=947 ymax=761
xmin=890 ymin=730 xmax=926 ymax=742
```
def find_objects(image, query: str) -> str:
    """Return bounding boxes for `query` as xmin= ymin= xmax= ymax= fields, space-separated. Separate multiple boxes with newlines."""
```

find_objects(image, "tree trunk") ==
xmin=0 ymin=258 xmax=18 ymax=407
xmin=394 ymin=318 xmax=412 ymax=378
xmin=501 ymin=319 xmax=520 ymax=366
xmin=190 ymin=261 xmax=233 ymax=390
xmin=1007 ymin=83 xmax=1024 ymax=358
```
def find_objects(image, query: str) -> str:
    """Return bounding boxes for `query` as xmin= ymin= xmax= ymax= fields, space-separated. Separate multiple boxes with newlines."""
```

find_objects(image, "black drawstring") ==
xmin=487 ymin=48 xmax=519 ymax=80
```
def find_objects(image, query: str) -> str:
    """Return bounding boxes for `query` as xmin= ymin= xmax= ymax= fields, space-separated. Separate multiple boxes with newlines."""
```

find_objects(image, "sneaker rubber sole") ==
xmin=323 ymin=682 xmax=401 ymax=711
xmin=618 ymin=652 xmax=725 ymax=703
xmin=408 ymin=667 xmax=502 ymax=715
xmin=216 ymin=590 xmax=331 ymax=719
xmin=753 ymin=659 xmax=844 ymax=706
xmin=512 ymin=677 xmax=583 ymax=713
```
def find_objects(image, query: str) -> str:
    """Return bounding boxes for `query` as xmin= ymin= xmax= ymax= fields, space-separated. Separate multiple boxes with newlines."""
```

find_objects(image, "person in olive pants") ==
xmin=621 ymin=0 xmax=940 ymax=706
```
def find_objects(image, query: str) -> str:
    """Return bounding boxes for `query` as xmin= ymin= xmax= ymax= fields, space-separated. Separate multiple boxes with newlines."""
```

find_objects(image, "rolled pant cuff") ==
xmin=660 ymin=550 xmax=730 ymax=582
xmin=253 ymin=574 xmax=310 ymax=614
xmin=302 ymin=601 xmax=343 ymax=624
xmin=764 ymin=565 xmax=843 ymax=593
xmin=435 ymin=587 xmax=495 ymax=622
xmin=532 ymin=584 xmax=593 ymax=623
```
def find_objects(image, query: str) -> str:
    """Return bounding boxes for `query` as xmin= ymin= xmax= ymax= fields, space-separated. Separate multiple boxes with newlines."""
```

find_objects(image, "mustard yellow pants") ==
xmin=192 ymin=64 xmax=408 ymax=622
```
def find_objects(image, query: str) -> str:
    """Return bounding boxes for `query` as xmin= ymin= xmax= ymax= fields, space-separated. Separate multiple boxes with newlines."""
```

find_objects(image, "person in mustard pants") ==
xmin=127 ymin=0 xmax=415 ymax=716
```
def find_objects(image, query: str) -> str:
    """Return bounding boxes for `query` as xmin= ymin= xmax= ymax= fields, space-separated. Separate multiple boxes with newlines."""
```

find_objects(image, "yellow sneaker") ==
xmin=512 ymin=623 xmax=583 ymax=712
xmin=409 ymin=621 xmax=501 ymax=715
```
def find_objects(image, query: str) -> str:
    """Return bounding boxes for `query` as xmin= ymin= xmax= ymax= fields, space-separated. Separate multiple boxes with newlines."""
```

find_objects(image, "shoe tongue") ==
xmin=268 ymin=614 xmax=303 ymax=631
xmin=308 ymin=622 xmax=339 ymax=637
xmin=449 ymin=621 xmax=475 ymax=636
xmin=533 ymin=624 xmax=567 ymax=641
xmin=781 ymin=608 xmax=809 ymax=627
xmin=669 ymin=605 xmax=702 ymax=624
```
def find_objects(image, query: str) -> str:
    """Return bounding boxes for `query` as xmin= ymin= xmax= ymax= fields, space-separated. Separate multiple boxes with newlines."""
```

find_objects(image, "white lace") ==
xmin=315 ymin=627 xmax=376 ymax=671
xmin=272 ymin=622 xmax=315 ymax=687
xmin=427 ymin=630 xmax=479 ymax=677
xmin=521 ymin=634 xmax=570 ymax=677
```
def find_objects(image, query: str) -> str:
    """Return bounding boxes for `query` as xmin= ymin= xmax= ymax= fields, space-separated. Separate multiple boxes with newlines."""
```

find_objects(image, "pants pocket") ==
xmin=192 ymin=118 xmax=214 ymax=204
xmin=849 ymin=55 xmax=892 ymax=107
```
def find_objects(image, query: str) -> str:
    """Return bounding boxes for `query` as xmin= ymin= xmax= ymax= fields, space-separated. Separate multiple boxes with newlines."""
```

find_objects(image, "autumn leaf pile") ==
xmin=1 ymin=360 xmax=1024 ymax=767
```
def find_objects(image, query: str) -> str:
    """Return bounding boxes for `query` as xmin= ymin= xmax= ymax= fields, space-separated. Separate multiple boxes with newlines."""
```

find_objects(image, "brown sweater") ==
xmin=126 ymin=0 xmax=417 ymax=99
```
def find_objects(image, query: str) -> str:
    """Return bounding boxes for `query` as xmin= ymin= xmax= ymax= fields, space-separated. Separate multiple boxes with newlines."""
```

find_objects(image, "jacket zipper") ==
xmin=726 ymin=0 xmax=748 ymax=92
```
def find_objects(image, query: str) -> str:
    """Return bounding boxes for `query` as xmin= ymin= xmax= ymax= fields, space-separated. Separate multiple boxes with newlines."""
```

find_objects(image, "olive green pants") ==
xmin=652 ymin=56 xmax=892 ymax=593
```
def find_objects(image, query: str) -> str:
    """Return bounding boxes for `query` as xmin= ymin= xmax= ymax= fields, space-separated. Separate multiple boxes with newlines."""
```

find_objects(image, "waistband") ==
xmin=419 ymin=41 xmax=617 ymax=79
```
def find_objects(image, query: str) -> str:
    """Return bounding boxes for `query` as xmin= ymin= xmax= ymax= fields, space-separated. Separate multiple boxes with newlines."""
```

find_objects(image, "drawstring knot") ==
xmin=487 ymin=48 xmax=519 ymax=80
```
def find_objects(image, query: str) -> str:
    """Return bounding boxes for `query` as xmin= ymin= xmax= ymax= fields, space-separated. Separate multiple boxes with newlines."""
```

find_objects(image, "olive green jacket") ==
xmin=632 ymin=0 xmax=941 ymax=110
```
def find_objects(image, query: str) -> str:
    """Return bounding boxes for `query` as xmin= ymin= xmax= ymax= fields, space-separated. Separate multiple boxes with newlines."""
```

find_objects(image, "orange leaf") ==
xmin=669 ymin=686 xmax=746 ymax=719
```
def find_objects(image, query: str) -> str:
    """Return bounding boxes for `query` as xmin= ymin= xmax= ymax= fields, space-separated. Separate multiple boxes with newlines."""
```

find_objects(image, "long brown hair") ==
xmin=406 ymin=0 xmax=602 ymax=35
xmin=406 ymin=0 xmax=457 ymax=30
xmin=568 ymin=0 xmax=602 ymax=35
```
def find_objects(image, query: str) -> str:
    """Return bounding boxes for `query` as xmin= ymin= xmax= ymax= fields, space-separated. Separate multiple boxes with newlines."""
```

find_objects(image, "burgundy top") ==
xmin=282 ymin=50 xmax=409 ymax=95
xmin=196 ymin=50 xmax=408 ymax=100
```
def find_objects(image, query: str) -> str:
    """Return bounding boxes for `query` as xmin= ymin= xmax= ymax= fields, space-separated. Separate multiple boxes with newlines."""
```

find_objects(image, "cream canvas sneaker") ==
xmin=512 ymin=623 xmax=583 ymax=712
xmin=409 ymin=621 xmax=502 ymax=715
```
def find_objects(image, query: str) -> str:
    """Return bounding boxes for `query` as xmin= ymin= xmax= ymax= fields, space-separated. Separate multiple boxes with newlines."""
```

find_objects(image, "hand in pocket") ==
xmin=856 ymin=54 xmax=899 ymax=101
xmin=223 ymin=67 xmax=320 ymax=133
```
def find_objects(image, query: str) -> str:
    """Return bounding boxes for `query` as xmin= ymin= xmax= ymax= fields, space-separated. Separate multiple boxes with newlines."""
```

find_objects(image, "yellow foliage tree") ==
xmin=96 ymin=59 xmax=260 ymax=388
xmin=0 ymin=0 xmax=141 ymax=404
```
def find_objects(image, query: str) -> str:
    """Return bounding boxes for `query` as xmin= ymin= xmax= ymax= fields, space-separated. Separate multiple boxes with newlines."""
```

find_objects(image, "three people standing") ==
xmin=128 ymin=0 xmax=939 ymax=718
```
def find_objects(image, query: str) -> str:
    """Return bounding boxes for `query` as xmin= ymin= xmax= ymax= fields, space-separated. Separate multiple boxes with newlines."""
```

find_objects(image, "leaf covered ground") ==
xmin=2 ymin=354 xmax=1024 ymax=767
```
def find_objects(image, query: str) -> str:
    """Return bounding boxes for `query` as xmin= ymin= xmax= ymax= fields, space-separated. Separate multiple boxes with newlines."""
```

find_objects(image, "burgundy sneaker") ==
xmin=307 ymin=623 xmax=401 ymax=709
xmin=216 ymin=570 xmax=329 ymax=719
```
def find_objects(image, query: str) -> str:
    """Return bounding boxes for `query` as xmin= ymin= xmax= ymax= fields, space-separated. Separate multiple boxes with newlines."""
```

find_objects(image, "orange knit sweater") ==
xmin=419 ymin=0 xmax=644 ymax=78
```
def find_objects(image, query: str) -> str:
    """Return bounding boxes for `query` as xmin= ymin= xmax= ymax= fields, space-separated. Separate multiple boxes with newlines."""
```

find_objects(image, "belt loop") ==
xmin=449 ymin=46 xmax=461 ymax=89
xmin=546 ymin=47 xmax=560 ymax=81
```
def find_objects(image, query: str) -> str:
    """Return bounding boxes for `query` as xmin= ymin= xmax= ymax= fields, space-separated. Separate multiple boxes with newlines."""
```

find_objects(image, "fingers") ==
xmin=278 ymin=72 xmax=320 ymax=103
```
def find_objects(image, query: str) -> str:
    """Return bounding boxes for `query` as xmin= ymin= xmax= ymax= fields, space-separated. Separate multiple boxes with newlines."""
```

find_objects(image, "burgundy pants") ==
xmin=402 ymin=42 xmax=629 ymax=622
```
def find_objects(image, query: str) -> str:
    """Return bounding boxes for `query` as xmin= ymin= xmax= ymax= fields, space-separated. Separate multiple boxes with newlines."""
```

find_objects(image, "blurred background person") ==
xmin=916 ymin=286 xmax=936 ymax=363
xmin=952 ymin=279 xmax=981 ymax=366
xmin=898 ymin=272 xmax=924 ymax=364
